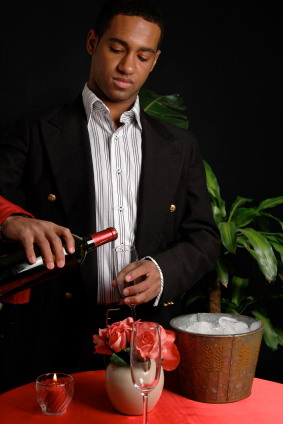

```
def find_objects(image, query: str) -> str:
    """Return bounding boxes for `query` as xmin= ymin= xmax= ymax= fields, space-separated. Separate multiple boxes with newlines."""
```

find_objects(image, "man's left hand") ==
xmin=112 ymin=259 xmax=161 ymax=304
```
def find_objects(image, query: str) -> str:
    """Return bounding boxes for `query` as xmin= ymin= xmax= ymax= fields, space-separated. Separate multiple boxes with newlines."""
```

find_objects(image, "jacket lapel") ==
xmin=136 ymin=110 xmax=185 ymax=256
xmin=40 ymin=96 xmax=96 ymax=236
xmin=39 ymin=99 xmax=185 ymax=266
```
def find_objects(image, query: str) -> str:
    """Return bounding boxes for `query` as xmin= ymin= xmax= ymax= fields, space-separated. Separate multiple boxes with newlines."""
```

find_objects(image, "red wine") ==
xmin=0 ymin=227 xmax=118 ymax=299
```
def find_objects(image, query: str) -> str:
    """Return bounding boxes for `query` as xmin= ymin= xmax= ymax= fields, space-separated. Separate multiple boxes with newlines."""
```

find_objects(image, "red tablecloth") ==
xmin=0 ymin=371 xmax=282 ymax=424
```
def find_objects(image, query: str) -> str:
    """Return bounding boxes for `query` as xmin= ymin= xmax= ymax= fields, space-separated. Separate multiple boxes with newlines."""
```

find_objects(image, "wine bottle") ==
xmin=0 ymin=227 xmax=118 ymax=299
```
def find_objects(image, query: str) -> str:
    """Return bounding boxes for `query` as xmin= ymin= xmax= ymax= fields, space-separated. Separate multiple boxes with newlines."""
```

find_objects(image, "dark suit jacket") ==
xmin=0 ymin=95 xmax=220 ymax=389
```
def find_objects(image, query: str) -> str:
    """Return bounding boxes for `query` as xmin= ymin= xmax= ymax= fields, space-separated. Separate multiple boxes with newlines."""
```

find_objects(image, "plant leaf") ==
xmin=215 ymin=258 xmax=229 ymax=287
xmin=110 ymin=353 xmax=128 ymax=366
xmin=228 ymin=196 xmax=253 ymax=221
xmin=267 ymin=239 xmax=283 ymax=268
xmin=139 ymin=89 xmax=189 ymax=129
xmin=274 ymin=327 xmax=283 ymax=346
xmin=219 ymin=221 xmax=237 ymax=253
xmin=258 ymin=212 xmax=283 ymax=230
xmin=251 ymin=310 xmax=279 ymax=350
xmin=238 ymin=228 xmax=277 ymax=281
xmin=261 ymin=232 xmax=283 ymax=243
xmin=185 ymin=293 xmax=207 ymax=306
xmin=231 ymin=276 xmax=249 ymax=307
xmin=211 ymin=205 xmax=224 ymax=224
xmin=267 ymin=238 xmax=283 ymax=255
xmin=258 ymin=196 xmax=283 ymax=211
xmin=203 ymin=161 xmax=221 ymax=197
xmin=203 ymin=161 xmax=226 ymax=220
xmin=232 ymin=207 xmax=259 ymax=227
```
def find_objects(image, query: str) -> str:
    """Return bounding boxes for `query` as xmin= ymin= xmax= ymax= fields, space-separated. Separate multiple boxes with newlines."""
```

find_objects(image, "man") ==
xmin=0 ymin=0 xmax=220 ymax=391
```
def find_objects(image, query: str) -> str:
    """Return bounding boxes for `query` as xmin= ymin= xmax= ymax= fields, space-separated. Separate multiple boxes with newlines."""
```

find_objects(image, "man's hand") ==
xmin=1 ymin=216 xmax=75 ymax=269
xmin=112 ymin=259 xmax=161 ymax=304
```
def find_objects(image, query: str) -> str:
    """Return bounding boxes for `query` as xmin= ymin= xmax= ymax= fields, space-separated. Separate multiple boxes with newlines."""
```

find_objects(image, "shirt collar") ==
xmin=82 ymin=83 xmax=142 ymax=130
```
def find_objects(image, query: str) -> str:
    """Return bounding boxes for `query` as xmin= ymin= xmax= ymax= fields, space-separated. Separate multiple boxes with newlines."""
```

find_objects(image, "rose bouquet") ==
xmin=93 ymin=317 xmax=180 ymax=371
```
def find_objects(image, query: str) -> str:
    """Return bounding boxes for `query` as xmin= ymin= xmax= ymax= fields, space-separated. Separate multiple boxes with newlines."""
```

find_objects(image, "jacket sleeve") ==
xmin=150 ymin=135 xmax=220 ymax=303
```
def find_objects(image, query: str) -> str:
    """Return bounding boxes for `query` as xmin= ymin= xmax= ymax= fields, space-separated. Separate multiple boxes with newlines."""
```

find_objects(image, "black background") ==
xmin=0 ymin=1 xmax=282 ymax=381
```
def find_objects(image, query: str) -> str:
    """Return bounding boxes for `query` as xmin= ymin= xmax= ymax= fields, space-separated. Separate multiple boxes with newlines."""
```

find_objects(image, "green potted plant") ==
xmin=204 ymin=161 xmax=283 ymax=349
xmin=140 ymin=88 xmax=283 ymax=350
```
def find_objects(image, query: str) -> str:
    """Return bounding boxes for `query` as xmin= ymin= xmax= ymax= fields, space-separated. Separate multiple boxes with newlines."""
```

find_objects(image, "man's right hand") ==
xmin=1 ymin=216 xmax=75 ymax=269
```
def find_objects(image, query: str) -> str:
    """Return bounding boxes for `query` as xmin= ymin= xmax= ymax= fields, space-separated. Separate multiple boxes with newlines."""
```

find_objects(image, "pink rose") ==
xmin=135 ymin=327 xmax=160 ymax=360
xmin=134 ymin=322 xmax=180 ymax=371
xmin=93 ymin=317 xmax=180 ymax=372
xmin=93 ymin=332 xmax=112 ymax=355
xmin=160 ymin=327 xmax=180 ymax=371
xmin=93 ymin=317 xmax=134 ymax=355
xmin=107 ymin=317 xmax=133 ymax=352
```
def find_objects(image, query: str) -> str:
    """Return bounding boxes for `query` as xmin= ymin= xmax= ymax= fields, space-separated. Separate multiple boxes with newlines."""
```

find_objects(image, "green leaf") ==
xmin=139 ymin=89 xmax=189 ymax=129
xmin=251 ymin=310 xmax=279 ymax=350
xmin=238 ymin=228 xmax=277 ymax=281
xmin=221 ymin=298 xmax=239 ymax=314
xmin=203 ymin=161 xmax=226 ymax=220
xmin=185 ymin=293 xmax=207 ymax=306
xmin=211 ymin=205 xmax=224 ymax=224
xmin=228 ymin=196 xmax=253 ymax=221
xmin=262 ymin=232 xmax=283 ymax=243
xmin=267 ymin=238 xmax=283 ymax=255
xmin=259 ymin=212 xmax=283 ymax=230
xmin=219 ymin=221 xmax=237 ymax=253
xmin=232 ymin=207 xmax=259 ymax=227
xmin=274 ymin=327 xmax=283 ymax=346
xmin=110 ymin=353 xmax=128 ymax=366
xmin=258 ymin=196 xmax=283 ymax=211
xmin=264 ymin=233 xmax=283 ymax=280
xmin=231 ymin=276 xmax=249 ymax=307
xmin=203 ymin=161 xmax=221 ymax=197
xmin=215 ymin=258 xmax=229 ymax=286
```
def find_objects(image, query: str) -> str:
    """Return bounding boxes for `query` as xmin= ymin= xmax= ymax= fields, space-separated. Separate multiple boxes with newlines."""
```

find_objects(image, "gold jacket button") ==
xmin=47 ymin=193 xmax=57 ymax=202
xmin=169 ymin=204 xmax=176 ymax=213
xmin=163 ymin=301 xmax=175 ymax=307
xmin=64 ymin=291 xmax=73 ymax=300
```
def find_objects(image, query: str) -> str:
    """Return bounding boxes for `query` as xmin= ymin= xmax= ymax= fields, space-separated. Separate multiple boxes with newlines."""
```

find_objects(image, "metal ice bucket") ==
xmin=170 ymin=313 xmax=263 ymax=403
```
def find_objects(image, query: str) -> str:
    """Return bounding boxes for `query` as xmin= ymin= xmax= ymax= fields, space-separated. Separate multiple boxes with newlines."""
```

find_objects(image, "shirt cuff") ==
xmin=142 ymin=256 xmax=164 ymax=307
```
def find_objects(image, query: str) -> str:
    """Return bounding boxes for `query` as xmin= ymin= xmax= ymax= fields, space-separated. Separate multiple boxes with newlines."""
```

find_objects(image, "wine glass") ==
xmin=113 ymin=244 xmax=138 ymax=320
xmin=130 ymin=322 xmax=161 ymax=424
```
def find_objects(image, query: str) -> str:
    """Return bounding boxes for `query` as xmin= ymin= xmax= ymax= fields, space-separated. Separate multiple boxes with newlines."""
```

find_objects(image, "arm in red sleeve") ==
xmin=0 ymin=196 xmax=34 ymax=304
xmin=0 ymin=196 xmax=34 ymax=224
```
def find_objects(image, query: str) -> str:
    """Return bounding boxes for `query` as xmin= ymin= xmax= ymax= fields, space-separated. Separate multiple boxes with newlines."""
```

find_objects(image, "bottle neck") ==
xmin=89 ymin=227 xmax=118 ymax=248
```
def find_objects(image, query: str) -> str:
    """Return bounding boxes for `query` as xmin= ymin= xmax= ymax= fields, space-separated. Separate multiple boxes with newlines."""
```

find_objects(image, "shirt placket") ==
xmin=111 ymin=128 xmax=126 ymax=247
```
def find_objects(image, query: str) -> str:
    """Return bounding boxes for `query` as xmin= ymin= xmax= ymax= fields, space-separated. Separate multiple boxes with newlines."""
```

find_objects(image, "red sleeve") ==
xmin=0 ymin=196 xmax=33 ymax=304
xmin=0 ymin=196 xmax=34 ymax=224
xmin=1 ymin=291 xmax=31 ymax=304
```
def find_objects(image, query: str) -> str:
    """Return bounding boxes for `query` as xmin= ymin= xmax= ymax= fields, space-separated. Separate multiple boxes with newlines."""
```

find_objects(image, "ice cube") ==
xmin=219 ymin=316 xmax=238 ymax=328
xmin=198 ymin=321 xmax=214 ymax=334
xmin=210 ymin=326 xmax=226 ymax=335
xmin=185 ymin=321 xmax=214 ymax=334
xmin=250 ymin=321 xmax=261 ymax=331
xmin=233 ymin=321 xmax=249 ymax=333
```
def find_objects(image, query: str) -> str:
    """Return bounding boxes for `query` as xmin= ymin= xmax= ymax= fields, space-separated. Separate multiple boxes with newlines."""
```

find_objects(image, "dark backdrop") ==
xmin=1 ymin=0 xmax=282 ymax=205
xmin=0 ymin=1 xmax=282 ymax=381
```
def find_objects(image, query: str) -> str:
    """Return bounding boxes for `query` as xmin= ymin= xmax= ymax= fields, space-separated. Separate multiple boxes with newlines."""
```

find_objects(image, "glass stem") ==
xmin=142 ymin=393 xmax=149 ymax=424
xmin=129 ymin=304 xmax=136 ymax=321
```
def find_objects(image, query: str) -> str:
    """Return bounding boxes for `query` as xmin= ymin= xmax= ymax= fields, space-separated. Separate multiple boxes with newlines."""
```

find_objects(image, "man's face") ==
xmin=86 ymin=14 xmax=161 ymax=107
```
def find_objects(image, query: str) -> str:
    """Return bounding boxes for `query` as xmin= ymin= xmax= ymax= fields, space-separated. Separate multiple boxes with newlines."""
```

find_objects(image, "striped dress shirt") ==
xmin=82 ymin=84 xmax=142 ymax=304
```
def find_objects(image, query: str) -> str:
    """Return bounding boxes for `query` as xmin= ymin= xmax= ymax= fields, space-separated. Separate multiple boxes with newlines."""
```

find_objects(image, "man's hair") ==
xmin=95 ymin=0 xmax=164 ymax=48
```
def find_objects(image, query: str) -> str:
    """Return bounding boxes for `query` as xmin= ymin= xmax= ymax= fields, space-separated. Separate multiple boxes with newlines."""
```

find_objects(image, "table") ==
xmin=0 ymin=371 xmax=282 ymax=424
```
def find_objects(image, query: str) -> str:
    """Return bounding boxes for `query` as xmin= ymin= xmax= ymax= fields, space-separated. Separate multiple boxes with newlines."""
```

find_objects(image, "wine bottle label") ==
xmin=18 ymin=256 xmax=44 ymax=273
